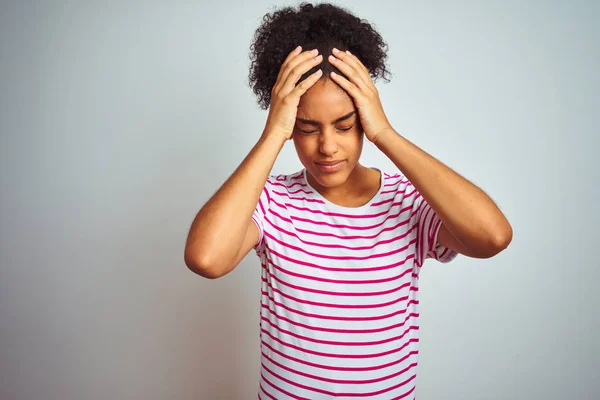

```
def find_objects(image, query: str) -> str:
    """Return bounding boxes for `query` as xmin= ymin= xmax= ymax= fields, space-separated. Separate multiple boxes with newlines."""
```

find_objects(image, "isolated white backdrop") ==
xmin=1 ymin=1 xmax=598 ymax=399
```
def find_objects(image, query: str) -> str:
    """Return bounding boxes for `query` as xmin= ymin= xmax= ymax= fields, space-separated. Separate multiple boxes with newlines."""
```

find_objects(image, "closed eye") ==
xmin=299 ymin=126 xmax=354 ymax=134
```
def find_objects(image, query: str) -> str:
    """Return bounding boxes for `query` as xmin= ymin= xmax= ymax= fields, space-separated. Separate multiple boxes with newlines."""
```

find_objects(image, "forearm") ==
xmin=184 ymin=132 xmax=286 ymax=272
xmin=374 ymin=128 xmax=512 ymax=248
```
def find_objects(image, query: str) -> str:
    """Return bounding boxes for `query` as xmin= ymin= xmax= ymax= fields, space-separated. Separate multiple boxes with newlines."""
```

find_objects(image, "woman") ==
xmin=185 ymin=3 xmax=512 ymax=398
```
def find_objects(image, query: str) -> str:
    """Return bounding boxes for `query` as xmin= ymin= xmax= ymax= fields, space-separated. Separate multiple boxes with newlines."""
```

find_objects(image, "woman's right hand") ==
xmin=263 ymin=46 xmax=324 ymax=141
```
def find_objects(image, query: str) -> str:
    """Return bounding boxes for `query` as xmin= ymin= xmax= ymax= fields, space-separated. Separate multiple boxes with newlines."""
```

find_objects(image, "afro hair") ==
xmin=248 ymin=2 xmax=391 ymax=110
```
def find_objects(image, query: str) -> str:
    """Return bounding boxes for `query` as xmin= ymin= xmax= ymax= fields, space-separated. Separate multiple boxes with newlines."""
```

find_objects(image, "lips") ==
xmin=316 ymin=160 xmax=343 ymax=166
xmin=315 ymin=160 xmax=345 ymax=173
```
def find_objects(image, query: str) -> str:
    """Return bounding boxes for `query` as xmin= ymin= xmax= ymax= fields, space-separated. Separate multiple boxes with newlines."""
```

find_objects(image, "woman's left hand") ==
xmin=328 ymin=48 xmax=393 ymax=144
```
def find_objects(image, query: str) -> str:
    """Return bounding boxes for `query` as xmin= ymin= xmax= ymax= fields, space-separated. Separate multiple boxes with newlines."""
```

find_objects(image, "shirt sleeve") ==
xmin=413 ymin=189 xmax=459 ymax=267
xmin=250 ymin=179 xmax=272 ymax=252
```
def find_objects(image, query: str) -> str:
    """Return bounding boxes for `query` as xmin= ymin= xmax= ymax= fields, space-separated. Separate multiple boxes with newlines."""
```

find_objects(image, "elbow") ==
xmin=495 ymin=221 xmax=513 ymax=251
xmin=184 ymin=248 xmax=226 ymax=279
xmin=482 ymin=224 xmax=513 ymax=258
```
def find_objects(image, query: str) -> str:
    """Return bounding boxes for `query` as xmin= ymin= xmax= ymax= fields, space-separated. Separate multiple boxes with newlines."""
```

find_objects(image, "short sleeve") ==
xmin=250 ymin=179 xmax=272 ymax=251
xmin=413 ymin=190 xmax=459 ymax=267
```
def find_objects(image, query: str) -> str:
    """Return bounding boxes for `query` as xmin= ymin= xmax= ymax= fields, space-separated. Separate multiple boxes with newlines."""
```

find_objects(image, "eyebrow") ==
xmin=296 ymin=111 xmax=356 ymax=126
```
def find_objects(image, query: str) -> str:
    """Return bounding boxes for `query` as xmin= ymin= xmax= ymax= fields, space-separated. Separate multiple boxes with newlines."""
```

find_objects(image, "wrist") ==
xmin=371 ymin=126 xmax=397 ymax=148
xmin=259 ymin=129 xmax=288 ymax=148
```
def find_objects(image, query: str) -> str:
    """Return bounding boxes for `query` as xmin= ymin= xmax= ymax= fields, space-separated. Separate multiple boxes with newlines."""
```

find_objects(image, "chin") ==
xmin=309 ymin=165 xmax=351 ymax=188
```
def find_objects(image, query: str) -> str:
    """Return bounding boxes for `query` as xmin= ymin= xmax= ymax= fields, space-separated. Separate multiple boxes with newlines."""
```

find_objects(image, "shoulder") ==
xmin=378 ymin=170 xmax=422 ymax=206
xmin=265 ymin=170 xmax=306 ymax=193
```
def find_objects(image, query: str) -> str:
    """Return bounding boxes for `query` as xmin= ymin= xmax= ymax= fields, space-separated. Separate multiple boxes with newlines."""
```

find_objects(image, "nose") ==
xmin=318 ymin=129 xmax=338 ymax=156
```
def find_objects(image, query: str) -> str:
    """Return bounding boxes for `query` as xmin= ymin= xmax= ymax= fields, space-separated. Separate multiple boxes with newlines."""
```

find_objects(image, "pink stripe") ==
xmin=371 ymin=197 xmax=396 ymax=207
xmin=270 ymin=191 xmax=416 ymax=219
xmin=440 ymin=246 xmax=450 ymax=259
xmin=261 ymin=360 xmax=417 ymax=397
xmin=262 ymin=274 xmax=413 ymax=297
xmin=270 ymin=198 xmax=387 ymax=218
xmin=257 ymin=195 xmax=266 ymax=216
xmin=268 ymin=180 xmax=307 ymax=189
xmin=287 ymin=188 xmax=314 ymax=194
xmin=281 ymin=206 xmax=416 ymax=230
xmin=426 ymin=217 xmax=443 ymax=260
xmin=260 ymin=371 xmax=308 ymax=400
xmin=261 ymin=279 xmax=418 ymax=309
xmin=262 ymin=350 xmax=418 ymax=385
xmin=421 ymin=206 xmax=434 ymax=265
xmin=265 ymin=254 xmax=416 ymax=284
xmin=266 ymin=245 xmax=417 ymax=273
xmin=380 ymin=188 xmax=397 ymax=195
xmin=271 ymin=190 xmax=325 ymax=203
xmin=270 ymin=207 xmax=415 ymax=237
xmin=261 ymin=327 xmax=419 ymax=360
xmin=384 ymin=178 xmax=409 ymax=187
xmin=261 ymin=336 xmax=419 ymax=372
xmin=415 ymin=199 xmax=428 ymax=267
xmin=266 ymin=214 xmax=417 ymax=251
xmin=390 ymin=384 xmax=417 ymax=400
xmin=258 ymin=382 xmax=276 ymax=400
xmin=265 ymin=231 xmax=412 ymax=261
xmin=261 ymin=299 xmax=418 ymax=335
xmin=261 ymin=316 xmax=418 ymax=346
xmin=276 ymin=172 xmax=303 ymax=182
xmin=427 ymin=210 xmax=440 ymax=246
xmin=260 ymin=286 xmax=419 ymax=321
xmin=262 ymin=261 xmax=415 ymax=295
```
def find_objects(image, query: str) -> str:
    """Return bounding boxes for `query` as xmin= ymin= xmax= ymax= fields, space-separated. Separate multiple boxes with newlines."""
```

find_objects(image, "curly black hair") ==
xmin=248 ymin=2 xmax=391 ymax=110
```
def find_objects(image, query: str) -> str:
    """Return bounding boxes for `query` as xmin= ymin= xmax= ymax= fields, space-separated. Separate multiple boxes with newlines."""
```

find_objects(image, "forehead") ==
xmin=297 ymin=79 xmax=354 ymax=120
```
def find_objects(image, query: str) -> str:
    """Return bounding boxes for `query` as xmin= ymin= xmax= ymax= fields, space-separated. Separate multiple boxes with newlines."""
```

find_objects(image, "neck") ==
xmin=308 ymin=163 xmax=374 ymax=198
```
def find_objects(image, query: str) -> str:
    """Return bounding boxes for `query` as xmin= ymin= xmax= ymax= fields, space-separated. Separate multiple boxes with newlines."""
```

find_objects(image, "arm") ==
xmin=324 ymin=48 xmax=512 ymax=259
xmin=184 ymin=46 xmax=326 ymax=278
xmin=184 ymin=132 xmax=285 ymax=278
xmin=374 ymin=129 xmax=513 ymax=258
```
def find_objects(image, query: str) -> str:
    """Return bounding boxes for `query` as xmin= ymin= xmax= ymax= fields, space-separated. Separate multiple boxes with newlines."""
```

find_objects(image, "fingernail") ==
xmin=311 ymin=49 xmax=318 ymax=55
xmin=332 ymin=47 xmax=340 ymax=54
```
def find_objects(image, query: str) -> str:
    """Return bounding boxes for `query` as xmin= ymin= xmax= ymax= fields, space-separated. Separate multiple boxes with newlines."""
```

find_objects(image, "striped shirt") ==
xmin=251 ymin=168 xmax=458 ymax=399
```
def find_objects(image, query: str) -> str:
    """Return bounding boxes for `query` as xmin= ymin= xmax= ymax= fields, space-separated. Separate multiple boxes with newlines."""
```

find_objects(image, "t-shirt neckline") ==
xmin=302 ymin=167 xmax=385 ymax=211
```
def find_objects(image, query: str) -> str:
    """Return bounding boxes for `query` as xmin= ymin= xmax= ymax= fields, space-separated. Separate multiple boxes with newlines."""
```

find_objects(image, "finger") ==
xmin=276 ymin=49 xmax=319 ymax=88
xmin=280 ymin=53 xmax=323 ymax=94
xmin=289 ymin=68 xmax=323 ymax=99
xmin=276 ymin=46 xmax=302 ymax=82
xmin=331 ymin=49 xmax=373 ymax=86
xmin=345 ymin=50 xmax=370 ymax=76
xmin=284 ymin=45 xmax=302 ymax=64
xmin=328 ymin=53 xmax=369 ymax=91
xmin=329 ymin=70 xmax=361 ymax=99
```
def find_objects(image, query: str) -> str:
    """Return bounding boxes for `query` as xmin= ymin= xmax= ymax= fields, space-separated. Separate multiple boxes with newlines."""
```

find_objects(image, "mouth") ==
xmin=316 ymin=160 xmax=343 ymax=166
xmin=315 ymin=160 xmax=345 ymax=173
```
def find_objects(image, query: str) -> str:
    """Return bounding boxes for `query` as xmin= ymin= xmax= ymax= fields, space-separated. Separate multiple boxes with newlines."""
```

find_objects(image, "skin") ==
xmin=185 ymin=46 xmax=513 ymax=280
xmin=327 ymin=47 xmax=513 ymax=257
xmin=293 ymin=78 xmax=381 ymax=207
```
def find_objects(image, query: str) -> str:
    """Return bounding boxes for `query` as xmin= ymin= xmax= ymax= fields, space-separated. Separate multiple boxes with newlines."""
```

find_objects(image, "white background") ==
xmin=1 ymin=1 xmax=598 ymax=399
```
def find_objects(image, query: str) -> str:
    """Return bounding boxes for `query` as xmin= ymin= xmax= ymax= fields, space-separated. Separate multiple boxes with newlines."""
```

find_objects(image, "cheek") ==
xmin=343 ymin=131 xmax=364 ymax=156
xmin=292 ymin=137 xmax=313 ymax=161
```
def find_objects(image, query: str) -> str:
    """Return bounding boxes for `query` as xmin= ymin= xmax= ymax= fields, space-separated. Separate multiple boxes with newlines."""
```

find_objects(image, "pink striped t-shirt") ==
xmin=251 ymin=168 xmax=458 ymax=399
